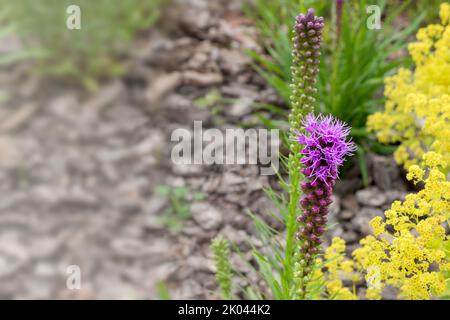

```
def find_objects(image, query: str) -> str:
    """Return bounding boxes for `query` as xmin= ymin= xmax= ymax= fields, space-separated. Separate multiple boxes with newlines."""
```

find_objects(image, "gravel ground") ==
xmin=0 ymin=0 xmax=408 ymax=299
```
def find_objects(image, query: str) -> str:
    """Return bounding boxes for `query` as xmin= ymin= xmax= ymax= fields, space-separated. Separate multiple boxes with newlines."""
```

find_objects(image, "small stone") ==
xmin=142 ymin=215 xmax=164 ymax=231
xmin=384 ymin=189 xmax=407 ymax=205
xmin=221 ymin=84 xmax=259 ymax=100
xmin=182 ymin=71 xmax=223 ymax=86
xmin=179 ymin=6 xmax=212 ymax=35
xmin=145 ymin=72 xmax=182 ymax=107
xmin=146 ymin=196 xmax=167 ymax=216
xmin=221 ymin=171 xmax=246 ymax=187
xmin=173 ymin=279 xmax=204 ymax=300
xmin=33 ymin=262 xmax=58 ymax=277
xmin=191 ymin=202 xmax=223 ymax=231
xmin=0 ymin=103 xmax=37 ymax=133
xmin=328 ymin=194 xmax=340 ymax=221
xmin=111 ymin=237 xmax=170 ymax=258
xmin=341 ymin=230 xmax=358 ymax=243
xmin=227 ymin=98 xmax=253 ymax=118
xmin=334 ymin=178 xmax=363 ymax=196
xmin=353 ymin=207 xmax=382 ymax=235
xmin=355 ymin=187 xmax=387 ymax=207
xmin=340 ymin=210 xmax=355 ymax=220
xmin=0 ymin=135 xmax=22 ymax=169
xmin=82 ymin=80 xmax=125 ymax=112
xmin=369 ymin=154 xmax=400 ymax=190
xmin=186 ymin=255 xmax=215 ymax=273
xmin=218 ymin=224 xmax=250 ymax=251
xmin=0 ymin=231 xmax=30 ymax=279
xmin=162 ymin=94 xmax=210 ymax=124
xmin=341 ymin=194 xmax=359 ymax=211
xmin=172 ymin=164 xmax=203 ymax=176
xmin=219 ymin=48 xmax=250 ymax=75
xmin=181 ymin=223 xmax=204 ymax=237
xmin=329 ymin=225 xmax=344 ymax=239
xmin=58 ymin=187 xmax=99 ymax=209
xmin=229 ymin=253 xmax=252 ymax=274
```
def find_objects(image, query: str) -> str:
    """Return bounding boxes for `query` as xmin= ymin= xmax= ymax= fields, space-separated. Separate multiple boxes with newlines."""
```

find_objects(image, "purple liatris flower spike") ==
xmin=296 ymin=113 xmax=355 ymax=258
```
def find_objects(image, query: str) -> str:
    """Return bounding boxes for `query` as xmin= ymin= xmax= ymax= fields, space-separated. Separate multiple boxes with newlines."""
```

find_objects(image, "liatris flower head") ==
xmin=298 ymin=113 xmax=356 ymax=185
xmin=295 ymin=113 xmax=355 ymax=270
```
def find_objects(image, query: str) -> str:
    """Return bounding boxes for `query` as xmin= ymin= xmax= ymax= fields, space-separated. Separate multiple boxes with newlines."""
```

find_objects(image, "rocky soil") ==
xmin=0 ymin=0 xmax=408 ymax=299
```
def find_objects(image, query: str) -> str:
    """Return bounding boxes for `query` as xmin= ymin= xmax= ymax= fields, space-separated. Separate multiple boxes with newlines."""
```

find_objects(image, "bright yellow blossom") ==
xmin=367 ymin=3 xmax=450 ymax=169
xmin=406 ymin=165 xmax=424 ymax=183
xmin=321 ymin=237 xmax=358 ymax=300
xmin=353 ymin=152 xmax=449 ymax=300
xmin=440 ymin=3 xmax=450 ymax=24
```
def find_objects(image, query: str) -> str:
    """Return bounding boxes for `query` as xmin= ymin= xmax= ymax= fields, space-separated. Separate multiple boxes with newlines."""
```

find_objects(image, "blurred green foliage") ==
xmin=156 ymin=280 xmax=172 ymax=300
xmin=411 ymin=0 xmax=447 ymax=22
xmin=0 ymin=7 xmax=38 ymax=65
xmin=156 ymin=185 xmax=205 ymax=233
xmin=194 ymin=88 xmax=224 ymax=123
xmin=1 ymin=0 xmax=165 ymax=89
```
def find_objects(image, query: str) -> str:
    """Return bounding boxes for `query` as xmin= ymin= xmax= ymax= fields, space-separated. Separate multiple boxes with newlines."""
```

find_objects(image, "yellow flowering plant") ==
xmin=324 ymin=150 xmax=449 ymax=300
xmin=339 ymin=3 xmax=450 ymax=300
xmin=353 ymin=151 xmax=450 ymax=299
xmin=367 ymin=3 xmax=450 ymax=169
xmin=321 ymin=238 xmax=359 ymax=300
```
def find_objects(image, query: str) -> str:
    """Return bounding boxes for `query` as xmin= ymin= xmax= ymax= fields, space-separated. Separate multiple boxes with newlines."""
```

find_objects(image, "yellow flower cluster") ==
xmin=352 ymin=151 xmax=450 ymax=299
xmin=321 ymin=237 xmax=358 ymax=300
xmin=367 ymin=3 xmax=450 ymax=169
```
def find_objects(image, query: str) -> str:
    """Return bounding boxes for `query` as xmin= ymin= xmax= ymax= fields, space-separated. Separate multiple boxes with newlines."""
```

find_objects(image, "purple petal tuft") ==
xmin=297 ymin=113 xmax=356 ymax=184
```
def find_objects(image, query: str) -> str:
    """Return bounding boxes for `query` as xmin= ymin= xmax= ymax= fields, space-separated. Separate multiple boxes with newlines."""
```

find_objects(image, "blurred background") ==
xmin=0 ymin=0 xmax=446 ymax=299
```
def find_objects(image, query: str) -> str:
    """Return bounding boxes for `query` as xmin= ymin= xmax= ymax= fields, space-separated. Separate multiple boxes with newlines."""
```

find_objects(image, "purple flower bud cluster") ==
xmin=296 ymin=113 xmax=355 ymax=260
xmin=296 ymin=179 xmax=332 ymax=258
xmin=289 ymin=9 xmax=324 ymax=130
xmin=293 ymin=9 xmax=324 ymax=64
